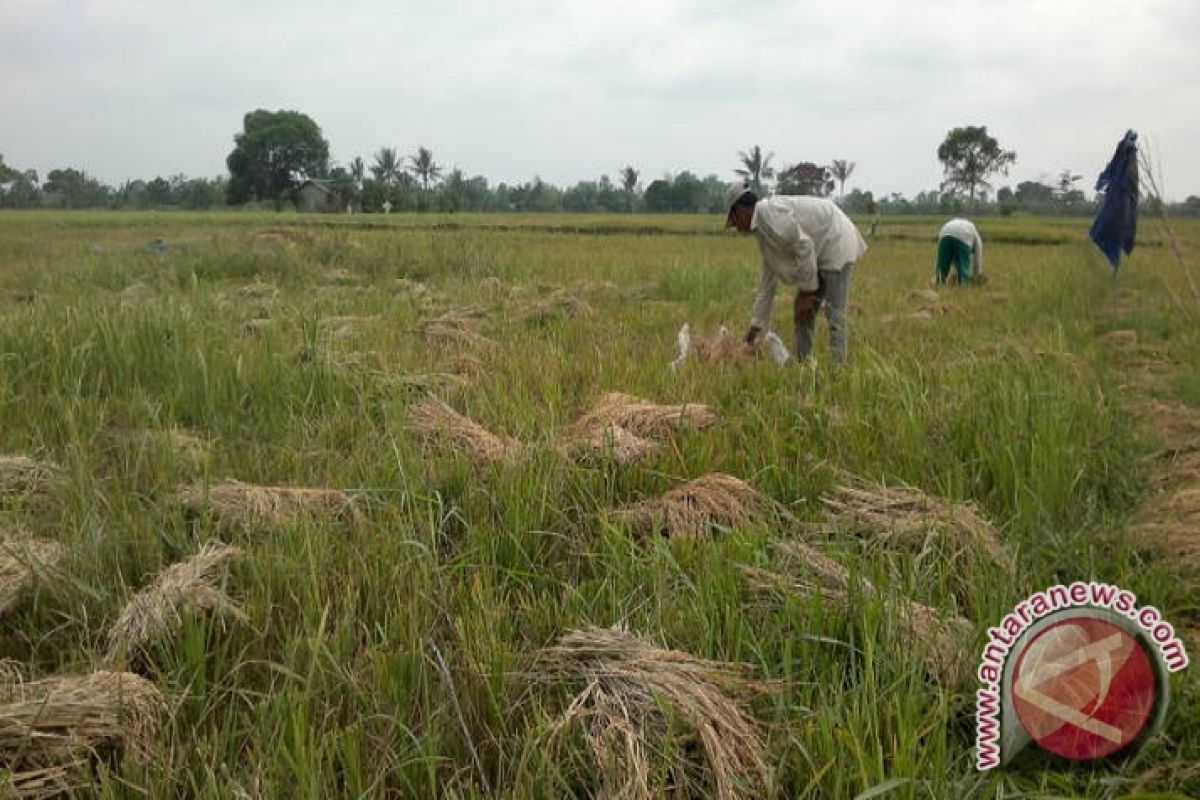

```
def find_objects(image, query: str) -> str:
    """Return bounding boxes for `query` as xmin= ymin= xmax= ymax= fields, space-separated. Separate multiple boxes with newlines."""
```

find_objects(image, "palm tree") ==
xmin=735 ymin=146 xmax=775 ymax=195
xmin=618 ymin=166 xmax=639 ymax=212
xmin=349 ymin=156 xmax=365 ymax=188
xmin=409 ymin=147 xmax=442 ymax=191
xmin=829 ymin=160 xmax=856 ymax=199
xmin=371 ymin=147 xmax=400 ymax=185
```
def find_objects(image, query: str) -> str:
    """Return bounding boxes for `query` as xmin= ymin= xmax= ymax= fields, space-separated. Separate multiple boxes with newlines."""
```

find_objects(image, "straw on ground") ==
xmin=610 ymin=473 xmax=783 ymax=538
xmin=526 ymin=625 xmax=770 ymax=800
xmin=176 ymin=480 xmax=362 ymax=531
xmin=107 ymin=542 xmax=246 ymax=661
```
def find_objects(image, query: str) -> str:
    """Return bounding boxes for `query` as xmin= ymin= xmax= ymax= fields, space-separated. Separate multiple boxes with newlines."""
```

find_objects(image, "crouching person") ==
xmin=725 ymin=183 xmax=868 ymax=365
xmin=935 ymin=218 xmax=984 ymax=284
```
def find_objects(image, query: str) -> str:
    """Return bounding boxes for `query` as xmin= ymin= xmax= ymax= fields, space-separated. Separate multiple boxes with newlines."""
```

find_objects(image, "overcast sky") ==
xmin=4 ymin=0 xmax=1198 ymax=199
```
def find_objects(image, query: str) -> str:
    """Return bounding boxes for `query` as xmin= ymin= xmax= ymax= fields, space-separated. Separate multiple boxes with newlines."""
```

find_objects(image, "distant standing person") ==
xmin=867 ymin=199 xmax=881 ymax=238
xmin=935 ymin=218 xmax=983 ymax=284
xmin=725 ymin=183 xmax=868 ymax=365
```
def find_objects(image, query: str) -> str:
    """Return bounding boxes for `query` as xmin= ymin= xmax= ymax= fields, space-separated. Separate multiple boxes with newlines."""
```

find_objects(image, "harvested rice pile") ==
xmin=517 ymin=291 xmax=594 ymax=323
xmin=743 ymin=541 xmax=974 ymax=685
xmin=556 ymin=422 xmax=658 ymax=466
xmin=0 ymin=455 xmax=56 ymax=496
xmin=242 ymin=318 xmax=273 ymax=335
xmin=107 ymin=542 xmax=245 ymax=661
xmin=176 ymin=480 xmax=362 ymax=531
xmin=0 ymin=537 xmax=63 ymax=616
xmin=526 ymin=626 xmax=770 ymax=800
xmin=0 ymin=671 xmax=164 ymax=796
xmin=253 ymin=227 xmax=309 ymax=247
xmin=572 ymin=392 xmax=717 ymax=441
xmin=238 ymin=281 xmax=279 ymax=300
xmin=611 ymin=473 xmax=783 ymax=538
xmin=818 ymin=472 xmax=1005 ymax=562
xmin=320 ymin=268 xmax=360 ymax=286
xmin=418 ymin=313 xmax=496 ymax=349
xmin=392 ymin=278 xmax=433 ymax=303
xmin=406 ymin=397 xmax=523 ymax=465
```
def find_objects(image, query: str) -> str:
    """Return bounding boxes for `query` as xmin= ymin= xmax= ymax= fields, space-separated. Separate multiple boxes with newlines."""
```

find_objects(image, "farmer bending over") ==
xmin=935 ymin=218 xmax=984 ymax=284
xmin=725 ymin=183 xmax=868 ymax=365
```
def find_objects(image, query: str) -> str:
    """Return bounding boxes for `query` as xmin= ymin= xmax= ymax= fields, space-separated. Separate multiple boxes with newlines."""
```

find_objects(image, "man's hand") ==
xmin=793 ymin=291 xmax=822 ymax=325
xmin=743 ymin=325 xmax=761 ymax=345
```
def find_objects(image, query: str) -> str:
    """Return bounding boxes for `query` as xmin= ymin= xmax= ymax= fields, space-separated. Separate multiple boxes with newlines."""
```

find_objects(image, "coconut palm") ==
xmin=829 ymin=160 xmax=856 ymax=199
xmin=409 ymin=147 xmax=442 ymax=191
xmin=370 ymin=147 xmax=401 ymax=185
xmin=618 ymin=166 xmax=639 ymax=212
xmin=735 ymin=146 xmax=775 ymax=195
xmin=349 ymin=156 xmax=365 ymax=188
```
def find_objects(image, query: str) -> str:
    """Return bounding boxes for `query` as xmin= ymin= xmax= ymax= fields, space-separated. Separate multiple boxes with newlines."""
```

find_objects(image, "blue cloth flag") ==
xmin=1089 ymin=129 xmax=1139 ymax=271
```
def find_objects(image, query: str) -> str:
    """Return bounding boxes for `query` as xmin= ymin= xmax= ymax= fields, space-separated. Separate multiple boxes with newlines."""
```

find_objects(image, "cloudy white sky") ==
xmin=4 ymin=0 xmax=1199 ymax=199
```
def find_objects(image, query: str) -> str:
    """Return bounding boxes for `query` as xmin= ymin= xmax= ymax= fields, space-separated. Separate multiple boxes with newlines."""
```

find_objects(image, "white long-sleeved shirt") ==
xmin=749 ymin=196 xmax=868 ymax=329
xmin=938 ymin=218 xmax=984 ymax=275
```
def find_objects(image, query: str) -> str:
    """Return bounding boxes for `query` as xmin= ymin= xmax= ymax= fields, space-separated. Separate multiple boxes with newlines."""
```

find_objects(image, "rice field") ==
xmin=0 ymin=209 xmax=1198 ymax=798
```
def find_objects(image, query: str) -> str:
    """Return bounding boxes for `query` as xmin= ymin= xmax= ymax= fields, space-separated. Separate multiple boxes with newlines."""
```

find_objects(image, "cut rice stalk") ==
xmin=176 ymin=480 xmax=363 ymax=532
xmin=573 ymin=392 xmax=716 ymax=441
xmin=0 ymin=456 xmax=57 ymax=497
xmin=406 ymin=397 xmax=523 ymax=465
xmin=610 ymin=473 xmax=783 ymax=539
xmin=743 ymin=541 xmax=974 ymax=686
xmin=0 ymin=671 xmax=164 ymax=769
xmin=107 ymin=542 xmax=246 ymax=660
xmin=0 ymin=537 xmax=63 ymax=616
xmin=556 ymin=423 xmax=658 ymax=466
xmin=819 ymin=472 xmax=1005 ymax=562
xmin=526 ymin=625 xmax=770 ymax=800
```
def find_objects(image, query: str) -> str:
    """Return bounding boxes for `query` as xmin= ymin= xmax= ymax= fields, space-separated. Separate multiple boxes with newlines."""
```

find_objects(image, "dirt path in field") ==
xmin=1099 ymin=306 xmax=1200 ymax=644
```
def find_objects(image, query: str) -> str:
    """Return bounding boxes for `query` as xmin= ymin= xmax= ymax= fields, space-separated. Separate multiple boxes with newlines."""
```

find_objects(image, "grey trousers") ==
xmin=795 ymin=264 xmax=853 ymax=364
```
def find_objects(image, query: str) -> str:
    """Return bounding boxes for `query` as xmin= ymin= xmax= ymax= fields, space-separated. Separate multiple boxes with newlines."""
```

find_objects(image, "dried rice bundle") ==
xmin=1100 ymin=329 xmax=1139 ymax=348
xmin=176 ymin=480 xmax=363 ymax=532
xmin=819 ymin=472 xmax=1005 ymax=562
xmin=238 ymin=282 xmax=279 ymax=300
xmin=573 ymin=392 xmax=716 ymax=441
xmin=392 ymin=278 xmax=433 ymax=302
xmin=0 ymin=670 xmax=164 ymax=774
xmin=406 ymin=397 xmax=523 ymax=465
xmin=107 ymin=542 xmax=245 ymax=661
xmin=526 ymin=625 xmax=770 ymax=800
xmin=518 ymin=291 xmax=594 ymax=323
xmin=320 ymin=268 xmax=359 ymax=286
xmin=418 ymin=314 xmax=496 ymax=349
xmin=672 ymin=325 xmax=790 ymax=370
xmin=0 ymin=455 xmax=57 ymax=497
xmin=743 ymin=541 xmax=974 ymax=685
xmin=253 ymin=227 xmax=309 ymax=247
xmin=611 ymin=473 xmax=782 ymax=539
xmin=556 ymin=423 xmax=658 ymax=466
xmin=241 ymin=318 xmax=273 ymax=335
xmin=0 ymin=537 xmax=63 ymax=616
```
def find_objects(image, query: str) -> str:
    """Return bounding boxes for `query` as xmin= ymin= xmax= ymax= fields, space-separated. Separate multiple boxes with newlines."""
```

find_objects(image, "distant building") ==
xmin=297 ymin=179 xmax=340 ymax=213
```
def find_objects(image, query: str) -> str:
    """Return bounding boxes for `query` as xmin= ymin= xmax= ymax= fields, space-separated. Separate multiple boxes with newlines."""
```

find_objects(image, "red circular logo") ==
xmin=1012 ymin=617 xmax=1157 ymax=760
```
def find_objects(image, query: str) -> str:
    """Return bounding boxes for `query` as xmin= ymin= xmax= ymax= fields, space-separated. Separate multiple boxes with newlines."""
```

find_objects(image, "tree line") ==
xmin=3 ymin=111 xmax=1197 ymax=216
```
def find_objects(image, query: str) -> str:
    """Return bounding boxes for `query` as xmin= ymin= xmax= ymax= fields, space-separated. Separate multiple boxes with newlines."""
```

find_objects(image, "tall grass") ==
xmin=0 ymin=211 xmax=1196 ymax=798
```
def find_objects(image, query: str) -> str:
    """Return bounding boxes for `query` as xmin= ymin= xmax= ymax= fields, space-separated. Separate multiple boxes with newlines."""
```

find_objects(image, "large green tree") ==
xmin=226 ymin=109 xmax=329 ymax=208
xmin=936 ymin=126 xmax=1016 ymax=206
